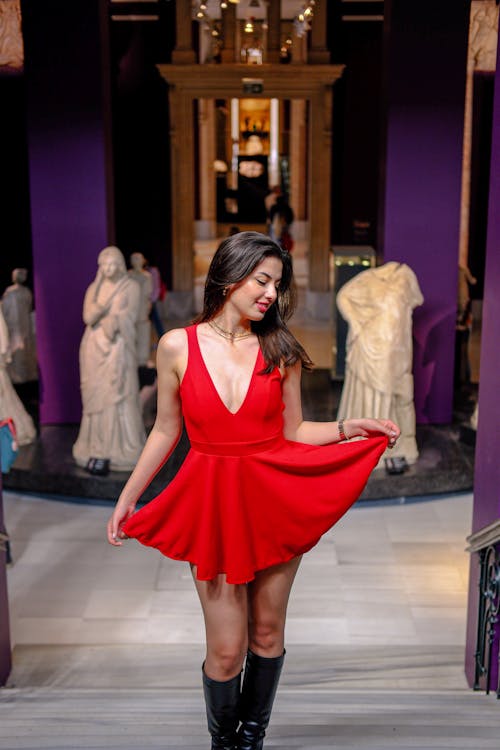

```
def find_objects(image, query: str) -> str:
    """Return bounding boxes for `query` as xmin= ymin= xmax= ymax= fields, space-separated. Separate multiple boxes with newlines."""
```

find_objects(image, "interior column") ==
xmin=465 ymin=34 xmax=500 ymax=691
xmin=307 ymin=86 xmax=333 ymax=316
xmin=308 ymin=0 xmax=330 ymax=64
xmin=197 ymin=99 xmax=217 ymax=239
xmin=290 ymin=99 xmax=307 ymax=224
xmin=168 ymin=87 xmax=195 ymax=315
xmin=172 ymin=0 xmax=196 ymax=64
xmin=380 ymin=0 xmax=470 ymax=423
xmin=21 ymin=0 xmax=113 ymax=423
xmin=221 ymin=3 xmax=237 ymax=63
xmin=266 ymin=0 xmax=281 ymax=63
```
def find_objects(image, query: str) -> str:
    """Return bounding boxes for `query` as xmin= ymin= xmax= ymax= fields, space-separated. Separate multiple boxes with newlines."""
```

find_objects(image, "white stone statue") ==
xmin=73 ymin=246 xmax=146 ymax=471
xmin=2 ymin=268 xmax=38 ymax=383
xmin=336 ymin=262 xmax=424 ymax=465
xmin=128 ymin=252 xmax=153 ymax=366
xmin=0 ymin=301 xmax=36 ymax=446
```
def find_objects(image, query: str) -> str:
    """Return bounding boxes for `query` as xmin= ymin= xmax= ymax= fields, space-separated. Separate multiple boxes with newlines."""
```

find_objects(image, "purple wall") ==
xmin=22 ymin=0 xmax=112 ymax=423
xmin=0 ymin=477 xmax=11 ymax=686
xmin=465 ymin=40 xmax=500 ymax=690
xmin=380 ymin=1 xmax=469 ymax=423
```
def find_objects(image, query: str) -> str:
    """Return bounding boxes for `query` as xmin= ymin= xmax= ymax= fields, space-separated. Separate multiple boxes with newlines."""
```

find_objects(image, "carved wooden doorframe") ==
xmin=158 ymin=63 xmax=344 ymax=297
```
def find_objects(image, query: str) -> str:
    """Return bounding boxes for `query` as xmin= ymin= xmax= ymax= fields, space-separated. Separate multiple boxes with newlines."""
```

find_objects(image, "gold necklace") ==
xmin=208 ymin=320 xmax=253 ymax=341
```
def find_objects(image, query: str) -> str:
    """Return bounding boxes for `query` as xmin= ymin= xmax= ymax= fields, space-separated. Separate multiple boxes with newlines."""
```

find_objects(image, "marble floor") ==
xmin=2 ymin=489 xmax=499 ymax=749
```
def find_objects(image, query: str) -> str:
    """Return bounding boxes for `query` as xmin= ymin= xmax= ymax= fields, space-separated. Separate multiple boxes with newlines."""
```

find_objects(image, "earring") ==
xmin=222 ymin=287 xmax=228 ymax=297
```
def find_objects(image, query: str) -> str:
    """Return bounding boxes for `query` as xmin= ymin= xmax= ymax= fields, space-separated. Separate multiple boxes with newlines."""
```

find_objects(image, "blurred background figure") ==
xmin=0 ymin=301 xmax=36 ymax=447
xmin=2 ymin=268 xmax=38 ymax=384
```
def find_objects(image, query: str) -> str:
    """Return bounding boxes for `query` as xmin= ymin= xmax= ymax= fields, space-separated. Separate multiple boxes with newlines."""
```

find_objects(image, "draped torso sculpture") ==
xmin=336 ymin=262 xmax=424 ymax=464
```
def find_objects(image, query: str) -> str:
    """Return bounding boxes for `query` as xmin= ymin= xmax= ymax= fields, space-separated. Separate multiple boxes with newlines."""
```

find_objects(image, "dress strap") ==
xmin=183 ymin=324 xmax=203 ymax=380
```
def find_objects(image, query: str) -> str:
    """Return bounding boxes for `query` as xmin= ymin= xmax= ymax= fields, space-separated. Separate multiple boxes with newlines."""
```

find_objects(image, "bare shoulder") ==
xmin=157 ymin=328 xmax=188 ymax=358
xmin=156 ymin=328 xmax=189 ymax=382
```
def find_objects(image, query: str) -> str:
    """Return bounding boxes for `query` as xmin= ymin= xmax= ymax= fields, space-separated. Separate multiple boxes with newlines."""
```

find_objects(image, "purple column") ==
xmin=380 ymin=1 xmax=469 ymax=423
xmin=22 ymin=0 xmax=113 ymax=423
xmin=0 ymin=477 xmax=11 ymax=686
xmin=465 ymin=41 xmax=500 ymax=690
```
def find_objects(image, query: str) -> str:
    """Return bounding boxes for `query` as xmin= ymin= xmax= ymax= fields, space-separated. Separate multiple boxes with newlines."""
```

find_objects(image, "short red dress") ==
xmin=123 ymin=325 xmax=387 ymax=584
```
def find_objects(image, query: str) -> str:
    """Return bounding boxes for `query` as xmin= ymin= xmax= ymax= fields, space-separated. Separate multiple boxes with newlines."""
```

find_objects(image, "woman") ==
xmin=108 ymin=232 xmax=399 ymax=750
xmin=73 ymin=246 xmax=146 ymax=471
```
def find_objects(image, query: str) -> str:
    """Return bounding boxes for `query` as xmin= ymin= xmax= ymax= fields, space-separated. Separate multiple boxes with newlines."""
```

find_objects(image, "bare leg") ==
xmin=247 ymin=555 xmax=302 ymax=656
xmin=191 ymin=565 xmax=249 ymax=681
xmin=238 ymin=556 xmax=302 ymax=749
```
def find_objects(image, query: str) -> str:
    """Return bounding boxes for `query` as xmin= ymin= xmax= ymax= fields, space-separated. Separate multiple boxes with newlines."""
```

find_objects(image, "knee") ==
xmin=206 ymin=643 xmax=246 ymax=680
xmin=248 ymin=618 xmax=284 ymax=656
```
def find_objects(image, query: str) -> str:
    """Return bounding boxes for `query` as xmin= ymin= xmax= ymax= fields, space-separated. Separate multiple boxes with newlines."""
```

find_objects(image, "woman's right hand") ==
xmin=107 ymin=501 xmax=135 ymax=546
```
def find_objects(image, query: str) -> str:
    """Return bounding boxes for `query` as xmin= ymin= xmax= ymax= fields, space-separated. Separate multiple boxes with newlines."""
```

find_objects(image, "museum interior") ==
xmin=1 ymin=0 xmax=500 ymax=747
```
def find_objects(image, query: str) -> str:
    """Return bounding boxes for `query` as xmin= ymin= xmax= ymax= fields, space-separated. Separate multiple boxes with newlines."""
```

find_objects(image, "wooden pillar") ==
xmin=221 ymin=2 xmax=237 ymax=63
xmin=267 ymin=0 xmax=281 ymax=63
xmin=291 ymin=28 xmax=308 ymax=64
xmin=168 ymin=87 xmax=194 ymax=302
xmin=308 ymin=0 xmax=330 ymax=64
xmin=172 ymin=0 xmax=196 ymax=64
xmin=308 ymin=86 xmax=333 ymax=293
xmin=290 ymin=99 xmax=307 ymax=220
xmin=198 ymin=98 xmax=217 ymax=238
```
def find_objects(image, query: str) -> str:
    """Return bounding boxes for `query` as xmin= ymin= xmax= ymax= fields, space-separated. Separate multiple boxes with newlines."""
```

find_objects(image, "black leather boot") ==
xmin=237 ymin=650 xmax=285 ymax=750
xmin=202 ymin=667 xmax=241 ymax=750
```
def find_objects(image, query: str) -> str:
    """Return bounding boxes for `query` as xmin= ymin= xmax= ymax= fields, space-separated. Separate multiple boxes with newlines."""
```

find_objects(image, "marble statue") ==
xmin=128 ymin=252 xmax=153 ymax=366
xmin=0 ymin=302 xmax=36 ymax=446
xmin=2 ymin=268 xmax=38 ymax=383
xmin=336 ymin=262 xmax=424 ymax=465
xmin=73 ymin=246 xmax=146 ymax=471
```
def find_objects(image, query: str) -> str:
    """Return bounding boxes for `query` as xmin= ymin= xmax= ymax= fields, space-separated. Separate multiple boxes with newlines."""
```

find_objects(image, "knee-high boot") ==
xmin=237 ymin=650 xmax=285 ymax=750
xmin=202 ymin=667 xmax=241 ymax=750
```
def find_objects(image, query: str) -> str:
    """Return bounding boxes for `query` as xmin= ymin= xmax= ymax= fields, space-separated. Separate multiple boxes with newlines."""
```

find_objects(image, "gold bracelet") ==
xmin=338 ymin=418 xmax=349 ymax=441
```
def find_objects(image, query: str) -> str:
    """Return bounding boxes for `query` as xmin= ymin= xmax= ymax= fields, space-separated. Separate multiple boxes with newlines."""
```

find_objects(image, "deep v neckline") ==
xmin=195 ymin=325 xmax=261 ymax=416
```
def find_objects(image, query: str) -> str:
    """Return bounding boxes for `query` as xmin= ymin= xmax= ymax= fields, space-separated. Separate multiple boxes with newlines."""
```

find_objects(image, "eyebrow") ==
xmin=255 ymin=272 xmax=282 ymax=282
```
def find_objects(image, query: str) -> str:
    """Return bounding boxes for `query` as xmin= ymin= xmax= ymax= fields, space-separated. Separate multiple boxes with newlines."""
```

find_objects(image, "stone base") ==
xmin=165 ymin=290 xmax=194 ymax=321
xmin=305 ymin=289 xmax=333 ymax=323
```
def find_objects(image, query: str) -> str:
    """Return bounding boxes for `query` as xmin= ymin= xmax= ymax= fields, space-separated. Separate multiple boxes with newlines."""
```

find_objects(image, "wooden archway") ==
xmin=159 ymin=63 xmax=344 ymax=304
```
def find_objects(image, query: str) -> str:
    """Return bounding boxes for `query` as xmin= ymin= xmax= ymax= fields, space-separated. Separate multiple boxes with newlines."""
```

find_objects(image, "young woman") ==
xmin=107 ymin=231 xmax=400 ymax=750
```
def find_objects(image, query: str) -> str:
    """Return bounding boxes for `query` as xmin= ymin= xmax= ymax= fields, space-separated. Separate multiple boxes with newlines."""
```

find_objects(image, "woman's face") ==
xmin=226 ymin=256 xmax=283 ymax=321
xmin=100 ymin=255 xmax=122 ymax=279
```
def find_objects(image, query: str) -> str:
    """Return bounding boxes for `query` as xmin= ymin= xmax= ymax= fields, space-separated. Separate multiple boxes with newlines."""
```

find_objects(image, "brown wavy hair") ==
xmin=196 ymin=231 xmax=313 ymax=372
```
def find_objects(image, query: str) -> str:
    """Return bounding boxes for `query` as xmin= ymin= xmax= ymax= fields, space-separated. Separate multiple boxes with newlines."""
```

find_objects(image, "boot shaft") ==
xmin=202 ymin=668 xmax=241 ymax=750
xmin=238 ymin=650 xmax=285 ymax=750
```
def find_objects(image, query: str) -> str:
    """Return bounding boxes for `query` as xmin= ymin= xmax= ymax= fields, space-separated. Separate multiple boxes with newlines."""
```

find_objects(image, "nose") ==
xmin=264 ymin=284 xmax=277 ymax=302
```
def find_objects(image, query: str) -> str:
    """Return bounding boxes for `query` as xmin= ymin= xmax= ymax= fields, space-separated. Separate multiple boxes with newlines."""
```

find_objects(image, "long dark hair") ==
xmin=196 ymin=231 xmax=313 ymax=372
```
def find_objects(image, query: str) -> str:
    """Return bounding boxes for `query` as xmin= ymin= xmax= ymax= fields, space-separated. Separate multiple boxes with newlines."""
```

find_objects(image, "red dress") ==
xmin=123 ymin=325 xmax=387 ymax=584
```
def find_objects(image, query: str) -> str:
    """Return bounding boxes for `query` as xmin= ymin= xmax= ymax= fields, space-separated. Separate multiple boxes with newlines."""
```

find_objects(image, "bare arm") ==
xmin=281 ymin=361 xmax=400 ymax=446
xmin=107 ymin=328 xmax=186 ymax=544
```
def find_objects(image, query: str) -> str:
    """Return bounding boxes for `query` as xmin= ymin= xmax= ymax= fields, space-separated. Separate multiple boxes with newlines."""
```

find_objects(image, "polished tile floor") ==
xmin=2 ymin=490 xmax=499 ymax=749
xmin=4 ymin=490 xmax=472 ymax=652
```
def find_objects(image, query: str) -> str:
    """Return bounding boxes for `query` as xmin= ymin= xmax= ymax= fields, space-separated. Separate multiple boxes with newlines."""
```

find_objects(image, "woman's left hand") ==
xmin=344 ymin=418 xmax=400 ymax=448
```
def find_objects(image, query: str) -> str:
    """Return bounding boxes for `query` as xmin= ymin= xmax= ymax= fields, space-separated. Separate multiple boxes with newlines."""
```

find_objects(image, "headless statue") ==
xmin=73 ymin=246 xmax=146 ymax=471
xmin=2 ymin=268 xmax=38 ymax=383
xmin=336 ymin=262 xmax=424 ymax=465
xmin=0 ymin=302 xmax=36 ymax=446
xmin=128 ymin=253 xmax=153 ymax=367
